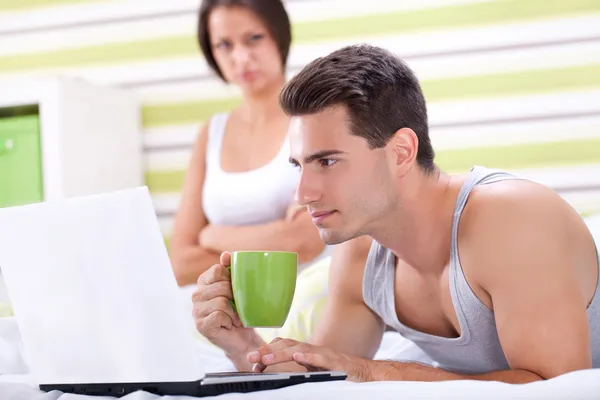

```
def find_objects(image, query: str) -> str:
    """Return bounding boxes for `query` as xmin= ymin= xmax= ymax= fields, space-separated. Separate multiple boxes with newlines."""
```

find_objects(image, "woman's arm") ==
xmin=169 ymin=123 xmax=220 ymax=286
xmin=199 ymin=204 xmax=325 ymax=264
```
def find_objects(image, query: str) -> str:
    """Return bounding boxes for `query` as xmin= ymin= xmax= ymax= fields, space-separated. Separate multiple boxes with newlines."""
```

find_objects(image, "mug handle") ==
xmin=226 ymin=266 xmax=237 ymax=313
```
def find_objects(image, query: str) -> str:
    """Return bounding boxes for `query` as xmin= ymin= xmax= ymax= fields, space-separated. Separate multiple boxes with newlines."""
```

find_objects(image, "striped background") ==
xmin=1 ymin=0 xmax=600 ymax=244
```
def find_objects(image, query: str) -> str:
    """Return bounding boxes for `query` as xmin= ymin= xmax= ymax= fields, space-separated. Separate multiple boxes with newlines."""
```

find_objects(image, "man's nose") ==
xmin=295 ymin=171 xmax=321 ymax=206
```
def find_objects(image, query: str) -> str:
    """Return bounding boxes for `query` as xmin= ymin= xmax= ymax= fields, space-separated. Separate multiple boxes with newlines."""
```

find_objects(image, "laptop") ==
xmin=0 ymin=187 xmax=346 ymax=397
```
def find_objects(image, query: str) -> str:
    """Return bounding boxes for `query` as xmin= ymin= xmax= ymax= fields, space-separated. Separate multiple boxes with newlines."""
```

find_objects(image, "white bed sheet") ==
xmin=1 ymin=369 xmax=600 ymax=400
xmin=2 ymin=323 xmax=600 ymax=399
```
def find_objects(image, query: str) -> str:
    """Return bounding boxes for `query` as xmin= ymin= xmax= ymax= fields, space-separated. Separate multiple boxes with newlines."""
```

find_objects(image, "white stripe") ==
xmin=144 ymin=124 xmax=202 ymax=149
xmin=146 ymin=149 xmax=192 ymax=171
xmin=514 ymin=165 xmax=600 ymax=191
xmin=408 ymin=40 xmax=600 ymax=80
xmin=559 ymin=190 xmax=600 ymax=216
xmin=0 ymin=14 xmax=196 ymax=56
xmin=158 ymin=216 xmax=175 ymax=236
xmin=431 ymin=115 xmax=600 ymax=150
xmin=134 ymin=77 xmax=242 ymax=104
xmin=0 ymin=0 xmax=196 ymax=34
xmin=428 ymin=90 xmax=600 ymax=126
xmin=154 ymin=194 xmax=182 ymax=215
xmin=286 ymin=0 xmax=492 ymax=24
xmin=0 ymin=0 xmax=486 ymax=54
xmin=1 ymin=14 xmax=599 ymax=87
xmin=142 ymin=91 xmax=600 ymax=150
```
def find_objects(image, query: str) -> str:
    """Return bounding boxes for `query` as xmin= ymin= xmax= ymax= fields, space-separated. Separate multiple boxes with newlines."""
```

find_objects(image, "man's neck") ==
xmin=369 ymin=168 xmax=459 ymax=275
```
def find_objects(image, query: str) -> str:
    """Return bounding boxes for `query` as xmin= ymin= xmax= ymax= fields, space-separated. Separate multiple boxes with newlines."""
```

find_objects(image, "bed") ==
xmin=2 ymin=215 xmax=599 ymax=399
xmin=2 ymin=320 xmax=600 ymax=399
xmin=1 ymin=368 xmax=600 ymax=399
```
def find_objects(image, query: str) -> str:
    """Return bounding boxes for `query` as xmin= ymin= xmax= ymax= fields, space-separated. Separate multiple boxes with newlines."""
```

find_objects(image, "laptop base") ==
xmin=40 ymin=371 xmax=347 ymax=397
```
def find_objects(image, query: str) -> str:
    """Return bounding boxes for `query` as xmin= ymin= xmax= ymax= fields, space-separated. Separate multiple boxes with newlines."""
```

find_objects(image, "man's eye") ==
xmin=320 ymin=159 xmax=337 ymax=167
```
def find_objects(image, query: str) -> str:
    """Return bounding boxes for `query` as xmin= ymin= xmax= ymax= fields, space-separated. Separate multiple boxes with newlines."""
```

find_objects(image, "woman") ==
xmin=169 ymin=0 xmax=326 ymax=318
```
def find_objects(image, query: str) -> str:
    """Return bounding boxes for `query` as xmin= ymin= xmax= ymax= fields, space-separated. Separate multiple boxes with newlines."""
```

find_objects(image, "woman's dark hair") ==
xmin=197 ymin=0 xmax=291 ymax=81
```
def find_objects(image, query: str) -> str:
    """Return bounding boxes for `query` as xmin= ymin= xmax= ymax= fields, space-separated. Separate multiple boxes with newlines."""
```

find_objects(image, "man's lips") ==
xmin=309 ymin=210 xmax=335 ymax=223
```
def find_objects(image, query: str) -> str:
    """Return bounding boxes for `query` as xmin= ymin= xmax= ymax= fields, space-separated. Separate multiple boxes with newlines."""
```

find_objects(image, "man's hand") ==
xmin=192 ymin=252 xmax=263 ymax=368
xmin=247 ymin=337 xmax=547 ymax=383
xmin=247 ymin=338 xmax=371 ymax=381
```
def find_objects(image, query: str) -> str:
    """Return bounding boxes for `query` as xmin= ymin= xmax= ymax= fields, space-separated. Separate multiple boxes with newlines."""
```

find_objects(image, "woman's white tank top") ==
xmin=201 ymin=113 xmax=300 ymax=226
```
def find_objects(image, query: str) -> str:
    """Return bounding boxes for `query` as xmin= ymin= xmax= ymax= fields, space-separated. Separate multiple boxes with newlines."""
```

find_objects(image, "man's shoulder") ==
xmin=461 ymin=177 xmax=568 ymax=234
xmin=457 ymin=177 xmax=577 ymax=273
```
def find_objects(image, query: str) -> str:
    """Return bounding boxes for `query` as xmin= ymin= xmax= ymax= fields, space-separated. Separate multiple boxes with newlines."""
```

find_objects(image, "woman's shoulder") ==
xmin=206 ymin=112 xmax=231 ymax=136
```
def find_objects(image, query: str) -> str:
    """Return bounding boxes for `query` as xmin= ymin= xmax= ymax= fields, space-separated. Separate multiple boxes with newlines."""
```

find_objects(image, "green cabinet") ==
xmin=0 ymin=115 xmax=44 ymax=208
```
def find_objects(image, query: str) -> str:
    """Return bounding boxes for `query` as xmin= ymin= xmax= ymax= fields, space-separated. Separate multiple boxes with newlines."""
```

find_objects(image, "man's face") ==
xmin=289 ymin=106 xmax=397 ymax=245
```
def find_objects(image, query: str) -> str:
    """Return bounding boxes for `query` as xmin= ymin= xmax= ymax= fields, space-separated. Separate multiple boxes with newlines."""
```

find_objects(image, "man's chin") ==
xmin=319 ymin=228 xmax=352 ymax=246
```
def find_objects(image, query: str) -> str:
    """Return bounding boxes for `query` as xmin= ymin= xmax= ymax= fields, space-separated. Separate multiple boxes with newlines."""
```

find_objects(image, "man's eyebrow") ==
xmin=289 ymin=150 xmax=346 ymax=165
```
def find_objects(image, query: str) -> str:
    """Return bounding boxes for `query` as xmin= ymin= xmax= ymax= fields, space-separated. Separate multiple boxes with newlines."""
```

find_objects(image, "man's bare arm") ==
xmin=361 ymin=360 xmax=542 ymax=383
xmin=309 ymin=235 xmax=385 ymax=358
xmin=459 ymin=181 xmax=593 ymax=379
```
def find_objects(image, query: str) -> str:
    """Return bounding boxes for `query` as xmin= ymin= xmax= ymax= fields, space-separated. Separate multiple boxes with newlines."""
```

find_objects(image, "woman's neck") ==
xmin=238 ymin=78 xmax=286 ymax=124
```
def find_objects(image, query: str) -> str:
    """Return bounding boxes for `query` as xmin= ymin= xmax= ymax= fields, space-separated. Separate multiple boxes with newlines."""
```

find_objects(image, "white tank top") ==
xmin=202 ymin=113 xmax=300 ymax=226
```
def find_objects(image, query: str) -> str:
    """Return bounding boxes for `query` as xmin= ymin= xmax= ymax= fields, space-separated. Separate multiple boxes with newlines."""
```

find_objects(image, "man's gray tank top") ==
xmin=363 ymin=166 xmax=600 ymax=374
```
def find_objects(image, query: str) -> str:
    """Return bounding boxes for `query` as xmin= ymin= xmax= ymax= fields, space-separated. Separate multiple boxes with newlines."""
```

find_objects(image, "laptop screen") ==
xmin=0 ymin=187 xmax=206 ymax=384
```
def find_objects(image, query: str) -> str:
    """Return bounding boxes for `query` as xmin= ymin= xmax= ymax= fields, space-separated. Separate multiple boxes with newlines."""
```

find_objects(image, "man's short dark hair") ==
xmin=197 ymin=0 xmax=291 ymax=82
xmin=279 ymin=44 xmax=435 ymax=173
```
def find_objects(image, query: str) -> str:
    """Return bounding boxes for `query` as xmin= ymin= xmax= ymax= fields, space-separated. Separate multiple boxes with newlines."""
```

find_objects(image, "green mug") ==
xmin=229 ymin=251 xmax=298 ymax=328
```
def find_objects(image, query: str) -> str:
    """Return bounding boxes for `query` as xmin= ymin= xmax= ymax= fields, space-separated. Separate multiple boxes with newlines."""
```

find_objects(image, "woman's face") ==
xmin=208 ymin=6 xmax=285 ymax=94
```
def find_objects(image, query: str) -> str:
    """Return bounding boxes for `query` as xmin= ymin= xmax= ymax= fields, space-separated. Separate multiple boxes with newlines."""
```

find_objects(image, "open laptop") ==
xmin=0 ymin=187 xmax=346 ymax=397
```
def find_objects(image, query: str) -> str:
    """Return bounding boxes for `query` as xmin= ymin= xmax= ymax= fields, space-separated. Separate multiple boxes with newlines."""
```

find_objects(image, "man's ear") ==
xmin=389 ymin=128 xmax=418 ymax=176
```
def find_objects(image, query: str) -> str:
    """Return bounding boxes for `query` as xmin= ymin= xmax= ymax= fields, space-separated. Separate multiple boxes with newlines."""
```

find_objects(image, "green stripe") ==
xmin=0 ymin=0 xmax=99 ymax=11
xmin=141 ymin=63 xmax=600 ymax=128
xmin=581 ymin=210 xmax=600 ymax=218
xmin=437 ymin=139 xmax=600 ymax=173
xmin=145 ymin=138 xmax=600 ymax=194
xmin=145 ymin=170 xmax=186 ymax=194
xmin=143 ymin=97 xmax=240 ymax=129
xmin=1 ymin=0 xmax=599 ymax=72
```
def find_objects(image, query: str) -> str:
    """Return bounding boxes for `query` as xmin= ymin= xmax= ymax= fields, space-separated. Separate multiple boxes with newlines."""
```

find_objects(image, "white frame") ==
xmin=0 ymin=76 xmax=143 ymax=201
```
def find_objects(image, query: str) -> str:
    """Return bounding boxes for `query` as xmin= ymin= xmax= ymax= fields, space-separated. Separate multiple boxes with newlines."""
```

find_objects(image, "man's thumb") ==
xmin=220 ymin=251 xmax=231 ymax=267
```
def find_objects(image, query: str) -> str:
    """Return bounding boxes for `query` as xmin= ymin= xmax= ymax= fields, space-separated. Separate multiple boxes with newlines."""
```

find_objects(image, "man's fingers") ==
xmin=261 ymin=347 xmax=302 ymax=366
xmin=192 ymin=280 xmax=233 ymax=302
xmin=199 ymin=264 xmax=231 ymax=286
xmin=252 ymin=363 xmax=265 ymax=373
xmin=195 ymin=297 xmax=240 ymax=326
xmin=196 ymin=310 xmax=232 ymax=337
xmin=247 ymin=338 xmax=298 ymax=363
xmin=293 ymin=352 xmax=331 ymax=371
xmin=266 ymin=337 xmax=298 ymax=351
xmin=220 ymin=251 xmax=231 ymax=267
xmin=206 ymin=310 xmax=236 ymax=336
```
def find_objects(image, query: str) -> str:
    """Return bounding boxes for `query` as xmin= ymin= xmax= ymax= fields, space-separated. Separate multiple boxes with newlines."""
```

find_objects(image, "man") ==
xmin=192 ymin=44 xmax=600 ymax=383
